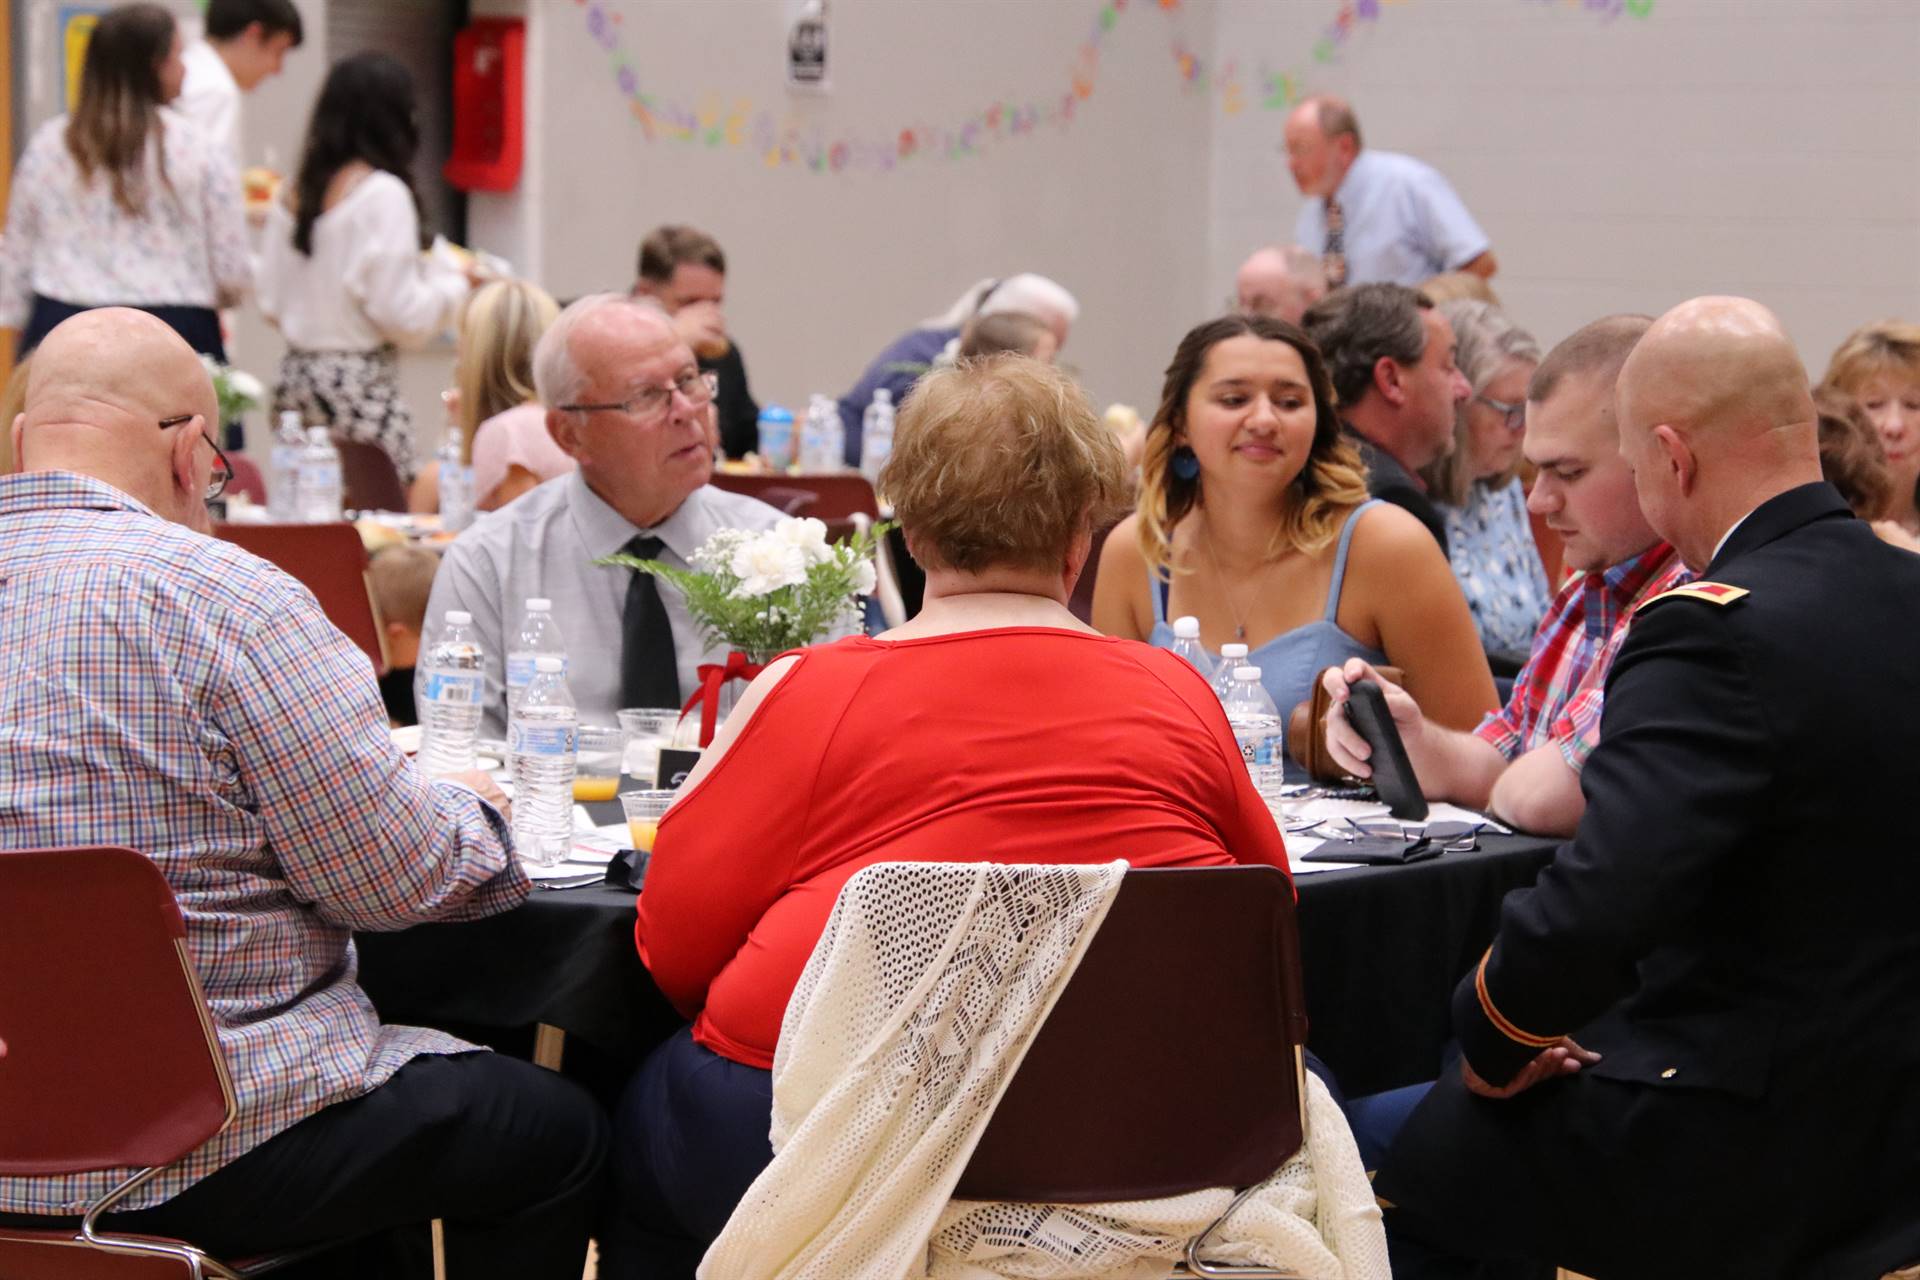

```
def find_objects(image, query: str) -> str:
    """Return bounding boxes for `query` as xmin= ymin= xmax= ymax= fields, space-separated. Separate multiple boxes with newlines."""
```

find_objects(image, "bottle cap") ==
xmin=526 ymin=597 xmax=552 ymax=612
xmin=1221 ymin=643 xmax=1249 ymax=659
xmin=445 ymin=610 xmax=472 ymax=625
xmin=1172 ymin=615 xmax=1202 ymax=639
xmin=873 ymin=387 xmax=892 ymax=404
xmin=759 ymin=405 xmax=793 ymax=423
xmin=535 ymin=656 xmax=564 ymax=674
xmin=1234 ymin=666 xmax=1261 ymax=682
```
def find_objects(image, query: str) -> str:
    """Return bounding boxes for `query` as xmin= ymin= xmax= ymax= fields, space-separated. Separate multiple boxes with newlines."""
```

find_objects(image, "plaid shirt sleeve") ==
xmin=1474 ymin=648 xmax=1543 ymax=762
xmin=213 ymin=585 xmax=529 ymax=931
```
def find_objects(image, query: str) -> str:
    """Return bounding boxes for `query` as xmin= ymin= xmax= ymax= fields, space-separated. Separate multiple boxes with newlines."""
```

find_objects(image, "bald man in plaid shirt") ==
xmin=0 ymin=310 xmax=606 ymax=1277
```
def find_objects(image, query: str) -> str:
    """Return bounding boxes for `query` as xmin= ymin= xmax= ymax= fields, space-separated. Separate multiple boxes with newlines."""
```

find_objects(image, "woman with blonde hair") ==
xmin=0 ymin=3 xmax=247 ymax=360
xmin=1421 ymin=299 xmax=1548 ymax=662
xmin=409 ymin=278 xmax=569 ymax=513
xmin=1094 ymin=313 xmax=1496 ymax=736
xmin=1819 ymin=320 xmax=1920 ymax=535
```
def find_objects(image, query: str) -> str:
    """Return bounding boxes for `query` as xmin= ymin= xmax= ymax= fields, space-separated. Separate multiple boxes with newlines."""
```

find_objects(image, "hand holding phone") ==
xmin=1343 ymin=678 xmax=1429 ymax=821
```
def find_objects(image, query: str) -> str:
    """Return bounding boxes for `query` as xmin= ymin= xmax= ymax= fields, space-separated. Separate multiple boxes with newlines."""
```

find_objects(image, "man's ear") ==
xmin=547 ymin=408 xmax=582 ymax=460
xmin=1373 ymin=355 xmax=1405 ymax=407
xmin=1651 ymin=424 xmax=1695 ymax=496
xmin=169 ymin=416 xmax=203 ymax=497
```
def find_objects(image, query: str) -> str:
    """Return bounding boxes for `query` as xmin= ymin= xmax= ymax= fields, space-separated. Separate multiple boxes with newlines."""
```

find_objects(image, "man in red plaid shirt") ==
xmin=1321 ymin=314 xmax=1687 ymax=835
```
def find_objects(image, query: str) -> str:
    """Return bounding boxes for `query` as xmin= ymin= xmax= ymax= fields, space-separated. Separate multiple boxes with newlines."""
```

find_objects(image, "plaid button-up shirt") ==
xmin=0 ymin=473 xmax=529 ymax=1215
xmin=1475 ymin=540 xmax=1689 ymax=771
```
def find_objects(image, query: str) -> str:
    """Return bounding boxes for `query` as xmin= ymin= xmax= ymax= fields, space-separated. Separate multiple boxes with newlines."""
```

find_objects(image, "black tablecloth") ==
xmin=357 ymin=832 xmax=1556 ymax=1096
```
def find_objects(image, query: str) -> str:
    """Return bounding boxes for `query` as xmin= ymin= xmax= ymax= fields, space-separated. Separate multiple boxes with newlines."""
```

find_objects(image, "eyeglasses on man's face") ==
xmin=1474 ymin=393 xmax=1527 ymax=433
xmin=159 ymin=414 xmax=232 ymax=502
xmin=557 ymin=369 xmax=717 ymax=424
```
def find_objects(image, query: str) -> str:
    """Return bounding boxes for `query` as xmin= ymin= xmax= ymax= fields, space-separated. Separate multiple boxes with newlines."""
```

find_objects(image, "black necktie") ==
xmin=619 ymin=535 xmax=681 ymax=709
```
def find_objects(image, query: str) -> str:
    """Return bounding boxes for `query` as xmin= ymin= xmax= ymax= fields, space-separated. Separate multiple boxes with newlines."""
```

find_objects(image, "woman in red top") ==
xmin=601 ymin=354 xmax=1290 ymax=1279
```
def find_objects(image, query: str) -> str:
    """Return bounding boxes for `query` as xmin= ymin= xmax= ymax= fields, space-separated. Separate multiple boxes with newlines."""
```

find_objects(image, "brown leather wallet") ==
xmin=1288 ymin=664 xmax=1404 ymax=783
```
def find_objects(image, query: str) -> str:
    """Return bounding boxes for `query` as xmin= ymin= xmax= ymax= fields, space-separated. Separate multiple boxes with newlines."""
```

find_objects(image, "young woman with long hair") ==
xmin=256 ymin=52 xmax=469 ymax=482
xmin=0 ymin=3 xmax=248 ymax=359
xmin=1094 ymin=313 xmax=1496 ymax=736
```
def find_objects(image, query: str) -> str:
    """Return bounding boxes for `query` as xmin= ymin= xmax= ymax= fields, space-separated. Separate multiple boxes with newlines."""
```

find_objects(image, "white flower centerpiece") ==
xmin=200 ymin=356 xmax=265 ymax=425
xmin=599 ymin=515 xmax=890 ymax=744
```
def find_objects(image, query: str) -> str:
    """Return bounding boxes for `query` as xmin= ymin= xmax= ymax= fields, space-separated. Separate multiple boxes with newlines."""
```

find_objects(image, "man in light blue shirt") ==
xmin=1285 ymin=96 xmax=1496 ymax=289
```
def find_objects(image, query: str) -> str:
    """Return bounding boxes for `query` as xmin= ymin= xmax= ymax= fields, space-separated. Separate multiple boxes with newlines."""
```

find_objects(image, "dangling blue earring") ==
xmin=1171 ymin=446 xmax=1200 ymax=481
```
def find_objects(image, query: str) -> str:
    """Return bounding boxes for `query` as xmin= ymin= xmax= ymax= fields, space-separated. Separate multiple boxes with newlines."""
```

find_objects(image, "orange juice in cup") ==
xmin=619 ymin=790 xmax=676 ymax=854
xmin=573 ymin=725 xmax=627 ymax=802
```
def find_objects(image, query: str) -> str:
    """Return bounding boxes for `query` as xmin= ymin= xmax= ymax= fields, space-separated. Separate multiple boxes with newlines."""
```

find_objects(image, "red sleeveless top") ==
xmin=635 ymin=628 xmax=1292 ymax=1068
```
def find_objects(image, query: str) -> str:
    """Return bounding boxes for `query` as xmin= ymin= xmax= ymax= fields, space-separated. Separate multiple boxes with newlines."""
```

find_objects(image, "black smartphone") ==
xmin=1344 ymin=678 xmax=1429 ymax=822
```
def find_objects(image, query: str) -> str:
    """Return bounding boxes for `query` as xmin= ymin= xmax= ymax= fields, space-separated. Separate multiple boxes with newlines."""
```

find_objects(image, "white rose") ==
xmin=850 ymin=559 xmax=878 ymax=597
xmin=227 ymin=370 xmax=264 ymax=402
xmin=730 ymin=533 xmax=807 ymax=598
xmin=773 ymin=515 xmax=834 ymax=566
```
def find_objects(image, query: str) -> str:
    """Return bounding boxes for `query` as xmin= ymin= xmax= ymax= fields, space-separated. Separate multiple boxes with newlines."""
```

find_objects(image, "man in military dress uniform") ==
xmin=1373 ymin=297 xmax=1920 ymax=1279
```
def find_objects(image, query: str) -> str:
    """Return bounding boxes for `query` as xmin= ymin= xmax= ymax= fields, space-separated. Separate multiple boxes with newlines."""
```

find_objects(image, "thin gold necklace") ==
xmin=1201 ymin=518 xmax=1287 ymax=642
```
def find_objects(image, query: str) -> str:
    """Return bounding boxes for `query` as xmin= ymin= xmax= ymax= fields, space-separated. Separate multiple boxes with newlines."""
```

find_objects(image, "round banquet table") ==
xmin=356 ymin=826 xmax=1557 ymax=1097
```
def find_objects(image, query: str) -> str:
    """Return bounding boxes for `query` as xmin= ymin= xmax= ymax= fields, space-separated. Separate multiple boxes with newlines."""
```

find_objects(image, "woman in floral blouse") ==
xmin=1424 ymin=300 xmax=1551 ymax=666
xmin=0 ymin=4 xmax=248 ymax=361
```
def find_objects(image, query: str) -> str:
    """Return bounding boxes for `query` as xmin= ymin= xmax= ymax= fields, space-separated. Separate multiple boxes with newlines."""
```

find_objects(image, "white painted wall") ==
xmin=1208 ymin=0 xmax=1920 ymax=367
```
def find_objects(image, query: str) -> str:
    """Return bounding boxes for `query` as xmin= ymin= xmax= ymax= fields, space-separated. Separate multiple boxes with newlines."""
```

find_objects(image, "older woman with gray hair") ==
xmin=1421 ymin=300 xmax=1548 ymax=664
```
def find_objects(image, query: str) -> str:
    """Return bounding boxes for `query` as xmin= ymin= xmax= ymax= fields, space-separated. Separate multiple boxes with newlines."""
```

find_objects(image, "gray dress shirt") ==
xmin=426 ymin=471 xmax=784 ymax=736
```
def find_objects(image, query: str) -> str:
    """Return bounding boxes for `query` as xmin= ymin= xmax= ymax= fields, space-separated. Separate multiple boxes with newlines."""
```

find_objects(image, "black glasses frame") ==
xmin=159 ymin=414 xmax=232 ymax=502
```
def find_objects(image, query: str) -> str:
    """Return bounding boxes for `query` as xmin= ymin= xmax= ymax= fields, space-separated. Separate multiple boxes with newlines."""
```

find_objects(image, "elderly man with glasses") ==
xmin=428 ymin=294 xmax=783 ymax=737
xmin=0 ymin=309 xmax=609 ymax=1274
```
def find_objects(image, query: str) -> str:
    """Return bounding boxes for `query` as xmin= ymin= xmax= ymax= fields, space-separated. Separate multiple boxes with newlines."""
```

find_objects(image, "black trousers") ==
xmin=2 ymin=1052 xmax=608 ymax=1280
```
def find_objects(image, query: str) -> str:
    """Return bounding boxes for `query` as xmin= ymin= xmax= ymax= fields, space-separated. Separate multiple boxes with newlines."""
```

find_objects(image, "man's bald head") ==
xmin=1616 ymin=296 xmax=1823 ymax=569
xmin=13 ymin=309 xmax=221 ymax=532
xmin=1283 ymin=95 xmax=1362 ymax=199
xmin=1236 ymin=246 xmax=1327 ymax=325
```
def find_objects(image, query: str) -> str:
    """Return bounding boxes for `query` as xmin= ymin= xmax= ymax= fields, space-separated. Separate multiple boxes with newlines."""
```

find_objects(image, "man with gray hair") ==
xmin=428 ymin=294 xmax=783 ymax=736
xmin=1234 ymin=245 xmax=1326 ymax=325
xmin=1303 ymin=282 xmax=1470 ymax=554
xmin=1283 ymin=95 xmax=1494 ymax=288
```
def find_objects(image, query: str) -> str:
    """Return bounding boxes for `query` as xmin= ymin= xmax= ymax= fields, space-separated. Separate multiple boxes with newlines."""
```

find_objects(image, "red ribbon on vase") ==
xmin=680 ymin=651 xmax=766 ymax=747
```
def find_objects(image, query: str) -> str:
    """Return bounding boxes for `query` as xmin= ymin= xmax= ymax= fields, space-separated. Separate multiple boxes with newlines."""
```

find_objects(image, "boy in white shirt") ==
xmin=177 ymin=0 xmax=304 ymax=163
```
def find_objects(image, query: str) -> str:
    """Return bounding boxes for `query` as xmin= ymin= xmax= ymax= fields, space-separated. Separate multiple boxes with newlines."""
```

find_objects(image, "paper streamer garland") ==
xmin=575 ymin=0 xmax=1650 ymax=174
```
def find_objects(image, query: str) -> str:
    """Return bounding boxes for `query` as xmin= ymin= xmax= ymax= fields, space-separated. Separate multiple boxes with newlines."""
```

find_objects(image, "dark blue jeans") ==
xmin=599 ymin=1026 xmax=776 ymax=1280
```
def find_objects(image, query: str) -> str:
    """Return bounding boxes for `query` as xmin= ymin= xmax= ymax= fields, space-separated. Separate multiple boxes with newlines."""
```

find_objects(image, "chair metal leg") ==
xmin=1178 ymin=1049 xmax=1313 ymax=1279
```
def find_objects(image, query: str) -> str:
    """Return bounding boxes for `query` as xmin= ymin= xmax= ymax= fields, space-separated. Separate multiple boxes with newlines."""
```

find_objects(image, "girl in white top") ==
xmin=255 ymin=52 xmax=466 ymax=482
xmin=0 ymin=4 xmax=248 ymax=361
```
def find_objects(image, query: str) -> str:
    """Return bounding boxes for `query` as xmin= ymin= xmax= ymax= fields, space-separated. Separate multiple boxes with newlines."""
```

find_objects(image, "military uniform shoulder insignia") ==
xmin=1637 ymin=581 xmax=1750 ymax=613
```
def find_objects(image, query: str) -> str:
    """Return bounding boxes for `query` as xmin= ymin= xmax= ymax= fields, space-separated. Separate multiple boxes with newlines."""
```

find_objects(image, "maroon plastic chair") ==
xmin=220 ymin=454 xmax=268 ymax=505
xmin=332 ymin=435 xmax=408 ymax=514
xmin=0 ymin=847 xmax=332 ymax=1277
xmin=954 ymin=865 xmax=1309 ymax=1277
xmin=215 ymin=521 xmax=387 ymax=674
xmin=709 ymin=471 xmax=881 ymax=520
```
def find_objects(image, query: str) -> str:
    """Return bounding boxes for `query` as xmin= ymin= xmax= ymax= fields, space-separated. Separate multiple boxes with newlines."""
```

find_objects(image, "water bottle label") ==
xmin=511 ymin=723 xmax=576 ymax=757
xmin=505 ymin=654 xmax=556 ymax=690
xmin=424 ymin=671 xmax=483 ymax=705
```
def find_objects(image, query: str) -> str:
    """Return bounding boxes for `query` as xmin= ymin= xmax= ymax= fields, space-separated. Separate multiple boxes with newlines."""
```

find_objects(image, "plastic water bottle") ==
xmin=268 ymin=411 xmax=304 ymax=520
xmin=798 ymin=393 xmax=837 ymax=474
xmin=1211 ymin=642 xmax=1250 ymax=701
xmin=296 ymin=427 xmax=342 ymax=522
xmin=859 ymin=388 xmax=895 ymax=484
xmin=1168 ymin=615 xmax=1216 ymax=682
xmin=822 ymin=398 xmax=846 ymax=470
xmin=1223 ymin=666 xmax=1287 ymax=803
xmin=510 ymin=656 xmax=578 ymax=867
xmin=505 ymin=598 xmax=566 ymax=714
xmin=757 ymin=404 xmax=795 ymax=471
xmin=437 ymin=426 xmax=474 ymax=533
xmin=418 ymin=610 xmax=485 ymax=777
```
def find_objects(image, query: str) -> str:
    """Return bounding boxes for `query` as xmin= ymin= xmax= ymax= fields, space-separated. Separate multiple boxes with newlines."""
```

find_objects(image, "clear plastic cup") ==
xmin=616 ymin=708 xmax=680 ymax=784
xmin=572 ymin=724 xmax=627 ymax=802
xmin=618 ymin=790 xmax=676 ymax=853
